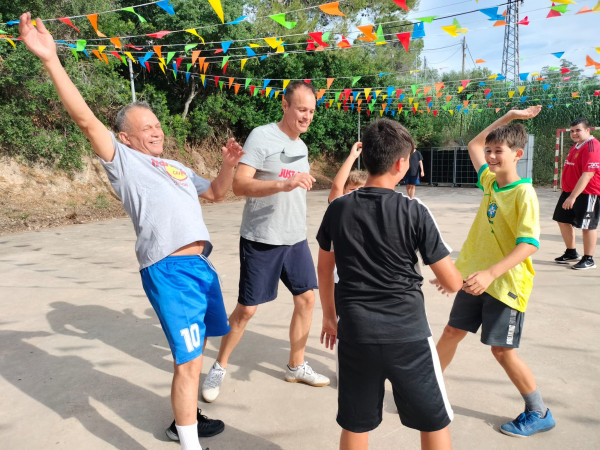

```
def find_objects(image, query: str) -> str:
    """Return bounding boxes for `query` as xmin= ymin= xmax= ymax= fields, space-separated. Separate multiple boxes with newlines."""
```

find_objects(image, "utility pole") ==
xmin=128 ymin=58 xmax=136 ymax=102
xmin=357 ymin=112 xmax=361 ymax=170
xmin=459 ymin=36 xmax=466 ymax=145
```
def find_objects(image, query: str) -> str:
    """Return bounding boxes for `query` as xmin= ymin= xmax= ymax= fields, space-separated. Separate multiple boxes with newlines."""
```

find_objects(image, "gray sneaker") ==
xmin=285 ymin=361 xmax=330 ymax=387
xmin=202 ymin=362 xmax=226 ymax=403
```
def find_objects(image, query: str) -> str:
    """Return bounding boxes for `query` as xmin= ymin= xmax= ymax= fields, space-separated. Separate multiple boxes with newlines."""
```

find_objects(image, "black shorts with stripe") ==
xmin=336 ymin=337 xmax=453 ymax=433
xmin=553 ymin=191 xmax=599 ymax=230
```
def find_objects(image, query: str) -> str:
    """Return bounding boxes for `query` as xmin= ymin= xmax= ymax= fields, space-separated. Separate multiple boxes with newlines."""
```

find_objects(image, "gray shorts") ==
xmin=448 ymin=290 xmax=524 ymax=348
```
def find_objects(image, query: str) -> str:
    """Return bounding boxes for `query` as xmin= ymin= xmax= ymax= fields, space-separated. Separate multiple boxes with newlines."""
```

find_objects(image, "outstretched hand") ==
xmin=221 ymin=138 xmax=245 ymax=168
xmin=19 ymin=13 xmax=57 ymax=63
xmin=508 ymin=105 xmax=542 ymax=121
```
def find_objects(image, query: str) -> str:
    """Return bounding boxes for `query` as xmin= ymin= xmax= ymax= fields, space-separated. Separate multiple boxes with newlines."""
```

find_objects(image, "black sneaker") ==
xmin=554 ymin=251 xmax=580 ymax=264
xmin=572 ymin=257 xmax=596 ymax=270
xmin=165 ymin=409 xmax=225 ymax=441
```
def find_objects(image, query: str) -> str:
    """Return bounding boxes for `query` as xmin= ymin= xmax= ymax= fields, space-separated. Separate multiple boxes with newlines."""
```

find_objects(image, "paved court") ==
xmin=1 ymin=186 xmax=598 ymax=449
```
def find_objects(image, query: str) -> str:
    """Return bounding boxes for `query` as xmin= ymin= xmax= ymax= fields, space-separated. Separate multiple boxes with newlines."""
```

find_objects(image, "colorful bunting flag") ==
xmin=319 ymin=2 xmax=346 ymax=16
xmin=156 ymin=1 xmax=175 ymax=15
xmin=86 ymin=14 xmax=106 ymax=37
xmin=208 ymin=0 xmax=225 ymax=23
xmin=396 ymin=32 xmax=410 ymax=52
xmin=270 ymin=13 xmax=297 ymax=29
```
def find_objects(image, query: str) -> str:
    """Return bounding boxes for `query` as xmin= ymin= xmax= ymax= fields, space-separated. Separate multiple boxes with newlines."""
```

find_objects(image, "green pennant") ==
xmin=221 ymin=56 xmax=230 ymax=68
xmin=166 ymin=52 xmax=176 ymax=64
xmin=352 ymin=76 xmax=361 ymax=86
xmin=411 ymin=84 xmax=418 ymax=96
xmin=121 ymin=7 xmax=147 ymax=23
xmin=245 ymin=78 xmax=252 ymax=89
xmin=219 ymin=81 xmax=224 ymax=91
xmin=185 ymin=43 xmax=198 ymax=53
xmin=416 ymin=16 xmax=438 ymax=23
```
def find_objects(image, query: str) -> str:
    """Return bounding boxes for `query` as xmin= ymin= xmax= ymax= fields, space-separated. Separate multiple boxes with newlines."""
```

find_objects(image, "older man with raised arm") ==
xmin=19 ymin=13 xmax=244 ymax=450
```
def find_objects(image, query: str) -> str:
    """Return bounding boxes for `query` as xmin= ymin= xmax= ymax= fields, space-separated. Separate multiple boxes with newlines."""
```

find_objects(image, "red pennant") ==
xmin=58 ymin=17 xmax=80 ymax=32
xmin=461 ymin=79 xmax=470 ymax=89
xmin=146 ymin=30 xmax=171 ymax=39
xmin=175 ymin=57 xmax=183 ymax=70
xmin=396 ymin=32 xmax=410 ymax=52
xmin=214 ymin=76 xmax=220 ymax=87
xmin=518 ymin=16 xmax=529 ymax=25
xmin=561 ymin=67 xmax=570 ymax=74
xmin=250 ymin=85 xmax=256 ymax=96
xmin=392 ymin=0 xmax=409 ymax=11
xmin=308 ymin=32 xmax=328 ymax=47
xmin=125 ymin=44 xmax=143 ymax=50
xmin=223 ymin=62 xmax=229 ymax=74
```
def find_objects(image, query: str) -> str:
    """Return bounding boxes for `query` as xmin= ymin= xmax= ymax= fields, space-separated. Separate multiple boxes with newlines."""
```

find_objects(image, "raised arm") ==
xmin=467 ymin=105 xmax=542 ymax=173
xmin=232 ymin=164 xmax=316 ymax=197
xmin=19 ymin=13 xmax=114 ymax=161
xmin=200 ymin=138 xmax=245 ymax=202
xmin=328 ymin=141 xmax=362 ymax=202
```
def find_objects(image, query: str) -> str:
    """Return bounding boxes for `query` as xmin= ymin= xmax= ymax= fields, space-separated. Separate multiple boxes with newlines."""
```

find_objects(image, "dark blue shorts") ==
xmin=141 ymin=255 xmax=231 ymax=365
xmin=402 ymin=175 xmax=420 ymax=185
xmin=238 ymin=237 xmax=318 ymax=306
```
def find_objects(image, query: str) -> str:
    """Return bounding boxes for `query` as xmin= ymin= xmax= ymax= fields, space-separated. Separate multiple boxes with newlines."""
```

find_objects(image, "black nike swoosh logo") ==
xmin=280 ymin=152 xmax=306 ymax=164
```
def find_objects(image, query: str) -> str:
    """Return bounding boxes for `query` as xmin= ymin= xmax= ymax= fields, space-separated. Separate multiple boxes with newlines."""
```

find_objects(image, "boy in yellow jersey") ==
xmin=435 ymin=106 xmax=556 ymax=437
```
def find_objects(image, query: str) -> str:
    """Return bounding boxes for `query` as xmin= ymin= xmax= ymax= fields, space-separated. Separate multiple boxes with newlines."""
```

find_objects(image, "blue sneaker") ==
xmin=500 ymin=409 xmax=555 ymax=437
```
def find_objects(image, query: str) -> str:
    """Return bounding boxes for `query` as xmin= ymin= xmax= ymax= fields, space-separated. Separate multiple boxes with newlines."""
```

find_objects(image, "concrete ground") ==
xmin=1 ymin=186 xmax=599 ymax=450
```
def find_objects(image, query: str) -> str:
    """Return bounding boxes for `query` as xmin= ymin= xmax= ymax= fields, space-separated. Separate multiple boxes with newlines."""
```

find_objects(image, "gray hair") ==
xmin=115 ymin=101 xmax=153 ymax=132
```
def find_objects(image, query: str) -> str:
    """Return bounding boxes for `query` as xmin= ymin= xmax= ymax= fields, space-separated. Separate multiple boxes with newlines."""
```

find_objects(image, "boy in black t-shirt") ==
xmin=317 ymin=119 xmax=463 ymax=450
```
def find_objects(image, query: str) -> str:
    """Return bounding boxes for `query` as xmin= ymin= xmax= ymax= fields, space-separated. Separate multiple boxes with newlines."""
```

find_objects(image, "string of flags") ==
xmin=1 ymin=0 xmax=599 ymax=118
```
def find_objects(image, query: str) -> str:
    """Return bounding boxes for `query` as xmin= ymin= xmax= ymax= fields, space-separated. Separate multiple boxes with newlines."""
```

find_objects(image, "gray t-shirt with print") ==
xmin=239 ymin=123 xmax=310 ymax=245
xmin=100 ymin=133 xmax=211 ymax=270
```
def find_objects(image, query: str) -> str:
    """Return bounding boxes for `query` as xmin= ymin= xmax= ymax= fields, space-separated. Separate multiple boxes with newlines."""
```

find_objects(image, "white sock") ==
xmin=175 ymin=423 xmax=201 ymax=450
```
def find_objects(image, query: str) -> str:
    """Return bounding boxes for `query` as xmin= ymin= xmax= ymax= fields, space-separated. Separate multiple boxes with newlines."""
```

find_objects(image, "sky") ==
xmin=404 ymin=0 xmax=599 ymax=78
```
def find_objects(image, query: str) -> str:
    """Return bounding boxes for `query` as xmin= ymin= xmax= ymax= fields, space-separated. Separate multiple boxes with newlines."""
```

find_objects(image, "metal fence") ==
xmin=419 ymin=134 xmax=534 ymax=187
xmin=419 ymin=147 xmax=478 ymax=187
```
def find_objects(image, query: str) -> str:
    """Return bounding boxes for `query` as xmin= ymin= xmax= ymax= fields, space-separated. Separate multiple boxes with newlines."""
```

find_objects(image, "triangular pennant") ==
xmin=396 ymin=32 xmax=410 ymax=52
xmin=208 ymin=0 xmax=225 ymax=23
xmin=156 ymin=0 xmax=175 ymax=15
xmin=412 ymin=22 xmax=425 ymax=39
xmin=147 ymin=30 xmax=171 ymax=39
xmin=338 ymin=36 xmax=351 ymax=48
xmin=319 ymin=2 xmax=346 ymax=16
xmin=327 ymin=78 xmax=335 ymax=89
xmin=392 ymin=0 xmax=409 ymax=11
xmin=269 ymin=13 xmax=297 ymax=29
xmin=121 ymin=7 xmax=147 ymax=22
xmin=58 ymin=17 xmax=80 ymax=32
xmin=86 ymin=14 xmax=106 ymax=37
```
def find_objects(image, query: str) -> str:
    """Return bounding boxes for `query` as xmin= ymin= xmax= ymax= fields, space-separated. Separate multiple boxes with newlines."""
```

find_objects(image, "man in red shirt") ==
xmin=552 ymin=118 xmax=600 ymax=270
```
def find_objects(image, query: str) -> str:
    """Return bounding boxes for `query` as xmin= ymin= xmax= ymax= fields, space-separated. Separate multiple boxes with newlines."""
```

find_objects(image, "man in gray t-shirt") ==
xmin=202 ymin=82 xmax=330 ymax=403
xmin=20 ymin=13 xmax=244 ymax=450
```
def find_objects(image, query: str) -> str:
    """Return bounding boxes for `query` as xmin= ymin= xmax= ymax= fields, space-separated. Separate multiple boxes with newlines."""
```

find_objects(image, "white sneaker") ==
xmin=202 ymin=361 xmax=226 ymax=402
xmin=285 ymin=361 xmax=330 ymax=387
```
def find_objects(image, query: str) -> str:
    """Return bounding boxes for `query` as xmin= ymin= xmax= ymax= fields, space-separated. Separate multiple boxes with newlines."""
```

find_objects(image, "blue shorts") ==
xmin=238 ymin=237 xmax=318 ymax=306
xmin=141 ymin=255 xmax=231 ymax=365
xmin=402 ymin=175 xmax=420 ymax=185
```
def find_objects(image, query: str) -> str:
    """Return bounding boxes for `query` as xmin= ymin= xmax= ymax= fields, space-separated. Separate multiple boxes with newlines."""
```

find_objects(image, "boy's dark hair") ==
xmin=571 ymin=118 xmax=590 ymax=128
xmin=284 ymin=81 xmax=316 ymax=104
xmin=344 ymin=170 xmax=368 ymax=189
xmin=485 ymin=123 xmax=528 ymax=151
xmin=361 ymin=119 xmax=415 ymax=175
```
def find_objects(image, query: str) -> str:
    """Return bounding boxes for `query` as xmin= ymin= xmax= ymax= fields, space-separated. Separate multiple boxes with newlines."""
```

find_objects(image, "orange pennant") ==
xmin=191 ymin=50 xmax=201 ymax=66
xmin=110 ymin=37 xmax=122 ymax=49
xmin=319 ymin=2 xmax=345 ymax=16
xmin=86 ymin=14 xmax=107 ymax=37
xmin=327 ymin=78 xmax=335 ymax=89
